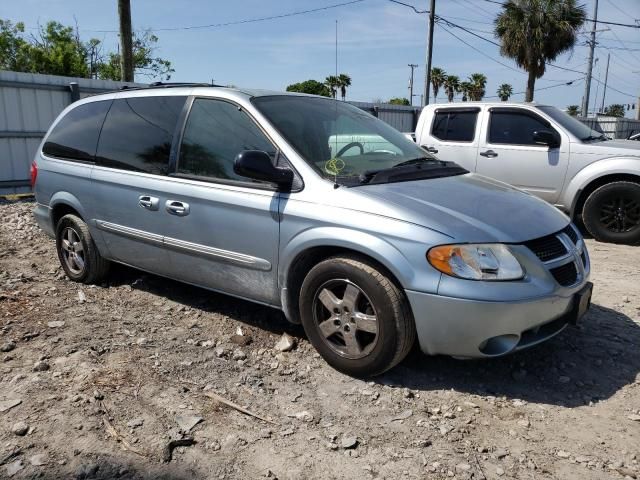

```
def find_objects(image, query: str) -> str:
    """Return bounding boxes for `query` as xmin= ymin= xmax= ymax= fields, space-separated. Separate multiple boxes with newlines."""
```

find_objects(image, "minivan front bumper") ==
xmin=406 ymin=282 xmax=591 ymax=357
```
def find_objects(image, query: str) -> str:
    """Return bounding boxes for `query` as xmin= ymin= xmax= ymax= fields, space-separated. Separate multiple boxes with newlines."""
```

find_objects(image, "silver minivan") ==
xmin=32 ymin=85 xmax=592 ymax=376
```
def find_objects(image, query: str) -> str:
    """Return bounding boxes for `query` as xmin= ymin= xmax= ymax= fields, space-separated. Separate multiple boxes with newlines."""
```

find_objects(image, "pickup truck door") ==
xmin=476 ymin=107 xmax=569 ymax=203
xmin=418 ymin=107 xmax=481 ymax=171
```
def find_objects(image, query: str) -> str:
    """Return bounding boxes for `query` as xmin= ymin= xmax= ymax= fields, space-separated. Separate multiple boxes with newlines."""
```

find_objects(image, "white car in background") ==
xmin=415 ymin=103 xmax=640 ymax=244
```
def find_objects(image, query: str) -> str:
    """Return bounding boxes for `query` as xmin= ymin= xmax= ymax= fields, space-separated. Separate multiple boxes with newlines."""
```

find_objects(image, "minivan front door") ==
xmin=159 ymin=97 xmax=281 ymax=305
xmin=476 ymin=107 xmax=569 ymax=203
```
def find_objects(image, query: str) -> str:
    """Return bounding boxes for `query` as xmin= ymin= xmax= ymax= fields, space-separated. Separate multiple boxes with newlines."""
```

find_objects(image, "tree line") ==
xmin=0 ymin=19 xmax=172 ymax=81
xmin=286 ymin=74 xmax=352 ymax=100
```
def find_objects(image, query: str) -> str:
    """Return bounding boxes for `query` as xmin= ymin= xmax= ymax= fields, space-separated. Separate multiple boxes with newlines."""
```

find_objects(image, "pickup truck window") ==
xmin=535 ymin=105 xmax=603 ymax=141
xmin=177 ymin=98 xmax=276 ymax=182
xmin=488 ymin=109 xmax=556 ymax=146
xmin=431 ymin=109 xmax=478 ymax=142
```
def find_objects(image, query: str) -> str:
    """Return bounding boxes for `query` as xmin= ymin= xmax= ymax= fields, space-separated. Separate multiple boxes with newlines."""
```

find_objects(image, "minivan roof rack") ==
xmin=119 ymin=82 xmax=224 ymax=91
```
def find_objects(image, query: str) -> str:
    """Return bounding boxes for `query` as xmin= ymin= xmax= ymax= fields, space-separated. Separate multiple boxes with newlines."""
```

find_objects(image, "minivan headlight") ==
xmin=427 ymin=244 xmax=524 ymax=281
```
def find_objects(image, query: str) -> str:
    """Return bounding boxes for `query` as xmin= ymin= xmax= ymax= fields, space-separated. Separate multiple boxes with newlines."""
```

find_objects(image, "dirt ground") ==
xmin=0 ymin=198 xmax=639 ymax=480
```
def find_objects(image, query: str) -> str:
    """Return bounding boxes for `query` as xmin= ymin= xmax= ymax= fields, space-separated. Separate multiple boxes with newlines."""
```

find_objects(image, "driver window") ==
xmin=177 ymin=98 xmax=276 ymax=182
xmin=488 ymin=110 xmax=555 ymax=146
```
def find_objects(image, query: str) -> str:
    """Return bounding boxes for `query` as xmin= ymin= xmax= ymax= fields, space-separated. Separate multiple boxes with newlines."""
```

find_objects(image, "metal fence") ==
xmin=0 ymin=70 xmax=141 ymax=195
xmin=577 ymin=115 xmax=640 ymax=140
xmin=0 ymin=70 xmax=421 ymax=195
xmin=350 ymin=101 xmax=421 ymax=133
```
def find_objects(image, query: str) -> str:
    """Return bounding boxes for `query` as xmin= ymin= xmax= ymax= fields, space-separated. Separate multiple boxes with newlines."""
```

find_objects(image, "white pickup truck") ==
xmin=415 ymin=102 xmax=640 ymax=244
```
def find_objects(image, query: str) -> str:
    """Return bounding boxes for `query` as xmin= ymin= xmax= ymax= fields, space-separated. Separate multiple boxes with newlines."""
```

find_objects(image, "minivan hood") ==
xmin=355 ymin=173 xmax=569 ymax=243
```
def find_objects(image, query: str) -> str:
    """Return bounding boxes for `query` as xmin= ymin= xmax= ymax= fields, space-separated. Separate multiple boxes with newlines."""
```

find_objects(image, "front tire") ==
xmin=299 ymin=255 xmax=415 ymax=377
xmin=582 ymin=181 xmax=640 ymax=244
xmin=56 ymin=214 xmax=110 ymax=284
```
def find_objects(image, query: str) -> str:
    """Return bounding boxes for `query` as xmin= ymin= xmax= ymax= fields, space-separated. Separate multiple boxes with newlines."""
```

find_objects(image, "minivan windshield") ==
xmin=253 ymin=95 xmax=464 ymax=186
xmin=536 ymin=105 xmax=606 ymax=142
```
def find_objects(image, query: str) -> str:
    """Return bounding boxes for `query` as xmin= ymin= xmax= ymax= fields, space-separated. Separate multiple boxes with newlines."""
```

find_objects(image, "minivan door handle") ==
xmin=479 ymin=150 xmax=498 ymax=158
xmin=138 ymin=195 xmax=159 ymax=211
xmin=165 ymin=200 xmax=190 ymax=217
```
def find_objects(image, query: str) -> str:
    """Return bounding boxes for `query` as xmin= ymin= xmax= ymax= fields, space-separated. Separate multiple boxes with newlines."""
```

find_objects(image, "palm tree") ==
xmin=566 ymin=105 xmax=580 ymax=116
xmin=443 ymin=75 xmax=460 ymax=102
xmin=495 ymin=0 xmax=586 ymax=102
xmin=459 ymin=82 xmax=472 ymax=102
xmin=497 ymin=83 xmax=514 ymax=101
xmin=468 ymin=73 xmax=487 ymax=101
xmin=324 ymin=75 xmax=339 ymax=99
xmin=430 ymin=67 xmax=446 ymax=103
xmin=337 ymin=73 xmax=351 ymax=101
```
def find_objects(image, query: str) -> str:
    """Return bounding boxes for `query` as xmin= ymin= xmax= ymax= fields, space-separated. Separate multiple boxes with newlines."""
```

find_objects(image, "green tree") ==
xmin=566 ymin=105 xmax=580 ymax=116
xmin=337 ymin=73 xmax=351 ymax=101
xmin=0 ymin=20 xmax=30 ymax=71
xmin=459 ymin=81 xmax=472 ymax=102
xmin=96 ymin=30 xmax=173 ymax=81
xmin=389 ymin=97 xmax=410 ymax=105
xmin=0 ymin=18 xmax=172 ymax=81
xmin=468 ymin=73 xmax=487 ymax=101
xmin=604 ymin=104 xmax=625 ymax=118
xmin=430 ymin=67 xmax=446 ymax=102
xmin=495 ymin=0 xmax=586 ymax=102
xmin=443 ymin=75 xmax=460 ymax=102
xmin=497 ymin=83 xmax=514 ymax=101
xmin=324 ymin=75 xmax=339 ymax=98
xmin=286 ymin=79 xmax=331 ymax=97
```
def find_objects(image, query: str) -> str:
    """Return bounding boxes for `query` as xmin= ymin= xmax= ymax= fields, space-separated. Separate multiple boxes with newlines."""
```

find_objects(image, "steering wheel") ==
xmin=336 ymin=142 xmax=364 ymax=157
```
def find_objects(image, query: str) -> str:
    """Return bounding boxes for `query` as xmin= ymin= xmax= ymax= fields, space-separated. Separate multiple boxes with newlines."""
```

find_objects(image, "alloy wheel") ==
xmin=312 ymin=279 xmax=379 ymax=359
xmin=60 ymin=227 xmax=86 ymax=275
xmin=600 ymin=196 xmax=640 ymax=233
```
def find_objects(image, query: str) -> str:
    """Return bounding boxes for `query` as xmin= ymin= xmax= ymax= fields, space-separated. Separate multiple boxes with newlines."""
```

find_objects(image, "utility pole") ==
xmin=581 ymin=0 xmax=598 ymax=117
xmin=408 ymin=64 xmax=418 ymax=106
xmin=600 ymin=53 xmax=610 ymax=114
xmin=118 ymin=0 xmax=134 ymax=82
xmin=423 ymin=0 xmax=436 ymax=106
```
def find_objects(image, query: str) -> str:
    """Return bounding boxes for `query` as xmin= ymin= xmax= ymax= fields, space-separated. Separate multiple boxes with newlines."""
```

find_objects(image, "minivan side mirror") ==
xmin=533 ymin=130 xmax=560 ymax=148
xmin=234 ymin=150 xmax=294 ymax=188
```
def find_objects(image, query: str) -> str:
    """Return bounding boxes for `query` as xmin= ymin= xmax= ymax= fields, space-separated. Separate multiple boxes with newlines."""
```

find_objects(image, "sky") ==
xmin=4 ymin=0 xmax=640 ymax=116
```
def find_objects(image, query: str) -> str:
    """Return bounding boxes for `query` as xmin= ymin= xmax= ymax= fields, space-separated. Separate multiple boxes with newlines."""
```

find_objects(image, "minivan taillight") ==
xmin=30 ymin=161 xmax=38 ymax=188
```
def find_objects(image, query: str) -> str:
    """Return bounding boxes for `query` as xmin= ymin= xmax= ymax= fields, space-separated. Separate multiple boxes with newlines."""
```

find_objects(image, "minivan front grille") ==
xmin=550 ymin=262 xmax=578 ymax=287
xmin=522 ymin=223 xmax=587 ymax=288
xmin=523 ymin=234 xmax=567 ymax=262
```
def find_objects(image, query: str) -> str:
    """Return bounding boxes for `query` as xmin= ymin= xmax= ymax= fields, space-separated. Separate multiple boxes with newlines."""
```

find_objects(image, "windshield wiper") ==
xmin=358 ymin=158 xmax=464 ymax=185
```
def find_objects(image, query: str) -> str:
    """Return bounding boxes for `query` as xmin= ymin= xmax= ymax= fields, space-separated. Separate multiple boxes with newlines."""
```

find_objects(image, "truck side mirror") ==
xmin=533 ymin=130 xmax=560 ymax=148
xmin=234 ymin=150 xmax=294 ymax=188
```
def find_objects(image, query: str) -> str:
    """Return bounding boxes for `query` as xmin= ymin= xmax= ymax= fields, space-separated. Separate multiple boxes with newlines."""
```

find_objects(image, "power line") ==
xmin=605 ymin=0 xmax=635 ymax=18
xmin=387 ymin=0 xmax=427 ymax=14
xmin=484 ymin=78 xmax=584 ymax=99
xmin=82 ymin=0 xmax=367 ymax=33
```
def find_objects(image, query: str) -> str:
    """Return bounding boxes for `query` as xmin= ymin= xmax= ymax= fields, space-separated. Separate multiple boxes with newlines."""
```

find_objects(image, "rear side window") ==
xmin=43 ymin=101 xmax=111 ymax=161
xmin=431 ymin=110 xmax=478 ymax=142
xmin=488 ymin=110 xmax=552 ymax=145
xmin=95 ymin=96 xmax=186 ymax=174
xmin=177 ymin=98 xmax=276 ymax=182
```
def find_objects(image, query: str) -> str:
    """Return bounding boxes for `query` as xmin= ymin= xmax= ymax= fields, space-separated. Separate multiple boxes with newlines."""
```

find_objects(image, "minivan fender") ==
xmin=279 ymin=226 xmax=417 ymax=290
xmin=563 ymin=157 xmax=640 ymax=215
xmin=48 ymin=191 xmax=89 ymax=223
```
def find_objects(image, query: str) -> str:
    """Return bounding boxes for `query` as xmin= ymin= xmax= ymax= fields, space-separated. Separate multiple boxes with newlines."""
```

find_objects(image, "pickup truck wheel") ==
xmin=299 ymin=256 xmax=415 ymax=377
xmin=56 ymin=214 xmax=110 ymax=284
xmin=583 ymin=181 xmax=640 ymax=244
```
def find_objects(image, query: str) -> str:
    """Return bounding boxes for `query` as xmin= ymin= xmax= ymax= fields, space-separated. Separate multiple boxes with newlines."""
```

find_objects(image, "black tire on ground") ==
xmin=299 ymin=255 xmax=416 ymax=377
xmin=55 ymin=214 xmax=110 ymax=284
xmin=582 ymin=181 xmax=640 ymax=245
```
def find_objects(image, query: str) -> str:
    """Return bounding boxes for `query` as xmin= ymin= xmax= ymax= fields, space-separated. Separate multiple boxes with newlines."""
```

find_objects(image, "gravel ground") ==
xmin=0 ymin=198 xmax=639 ymax=480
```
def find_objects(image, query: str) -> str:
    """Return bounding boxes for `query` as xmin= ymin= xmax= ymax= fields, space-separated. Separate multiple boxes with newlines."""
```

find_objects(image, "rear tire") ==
xmin=582 ymin=181 xmax=640 ymax=244
xmin=56 ymin=214 xmax=110 ymax=284
xmin=299 ymin=255 xmax=415 ymax=377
